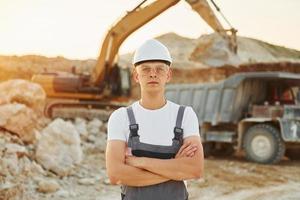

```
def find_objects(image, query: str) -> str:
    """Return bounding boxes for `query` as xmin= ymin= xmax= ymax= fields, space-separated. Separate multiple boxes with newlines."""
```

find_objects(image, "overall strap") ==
xmin=126 ymin=106 xmax=139 ymax=137
xmin=173 ymin=105 xmax=186 ymax=141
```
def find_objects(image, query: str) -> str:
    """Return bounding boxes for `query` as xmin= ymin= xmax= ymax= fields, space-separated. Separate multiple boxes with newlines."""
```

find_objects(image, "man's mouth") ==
xmin=147 ymin=81 xmax=159 ymax=84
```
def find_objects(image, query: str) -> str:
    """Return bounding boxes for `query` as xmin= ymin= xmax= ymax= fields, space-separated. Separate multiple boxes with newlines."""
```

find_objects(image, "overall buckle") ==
xmin=129 ymin=124 xmax=139 ymax=137
xmin=173 ymin=127 xmax=183 ymax=140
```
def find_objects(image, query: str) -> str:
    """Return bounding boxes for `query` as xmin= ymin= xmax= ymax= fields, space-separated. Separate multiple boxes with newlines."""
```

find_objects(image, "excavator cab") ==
xmin=107 ymin=65 xmax=131 ymax=96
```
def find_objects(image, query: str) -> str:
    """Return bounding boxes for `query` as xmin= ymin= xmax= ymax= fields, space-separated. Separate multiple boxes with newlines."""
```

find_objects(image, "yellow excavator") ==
xmin=32 ymin=0 xmax=237 ymax=119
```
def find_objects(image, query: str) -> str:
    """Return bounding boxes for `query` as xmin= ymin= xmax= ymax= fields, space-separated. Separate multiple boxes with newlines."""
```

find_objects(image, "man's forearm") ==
xmin=109 ymin=163 xmax=170 ymax=187
xmin=138 ymin=156 xmax=202 ymax=181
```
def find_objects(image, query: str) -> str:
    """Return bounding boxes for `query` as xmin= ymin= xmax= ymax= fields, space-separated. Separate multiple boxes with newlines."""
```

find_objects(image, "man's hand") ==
xmin=125 ymin=155 xmax=144 ymax=168
xmin=175 ymin=142 xmax=198 ymax=158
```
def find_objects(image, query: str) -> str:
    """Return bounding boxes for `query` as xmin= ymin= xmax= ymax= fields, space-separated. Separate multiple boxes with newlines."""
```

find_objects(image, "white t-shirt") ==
xmin=107 ymin=100 xmax=200 ymax=145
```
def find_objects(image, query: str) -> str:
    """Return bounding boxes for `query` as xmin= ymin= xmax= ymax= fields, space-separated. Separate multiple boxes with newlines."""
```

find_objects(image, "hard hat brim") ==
xmin=134 ymin=59 xmax=171 ymax=67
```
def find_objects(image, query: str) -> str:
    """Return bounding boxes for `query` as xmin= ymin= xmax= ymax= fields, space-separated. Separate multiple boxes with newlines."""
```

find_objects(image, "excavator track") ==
xmin=45 ymin=98 xmax=130 ymax=121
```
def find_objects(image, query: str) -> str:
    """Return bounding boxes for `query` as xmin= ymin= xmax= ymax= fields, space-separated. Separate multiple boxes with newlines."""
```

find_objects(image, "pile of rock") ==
xmin=0 ymin=131 xmax=45 ymax=199
xmin=0 ymin=116 xmax=109 ymax=199
xmin=119 ymin=33 xmax=300 ymax=69
xmin=0 ymin=79 xmax=109 ymax=199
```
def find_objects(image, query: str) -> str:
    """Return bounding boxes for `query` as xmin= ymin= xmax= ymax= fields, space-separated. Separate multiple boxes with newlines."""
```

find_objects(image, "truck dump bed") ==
xmin=165 ymin=72 xmax=300 ymax=125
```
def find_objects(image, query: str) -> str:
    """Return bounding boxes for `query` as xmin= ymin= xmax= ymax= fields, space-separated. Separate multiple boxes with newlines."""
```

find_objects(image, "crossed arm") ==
xmin=105 ymin=136 xmax=204 ymax=187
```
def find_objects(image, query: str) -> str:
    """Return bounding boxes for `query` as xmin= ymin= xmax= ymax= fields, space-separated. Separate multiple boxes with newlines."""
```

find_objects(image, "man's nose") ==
xmin=149 ymin=68 xmax=158 ymax=77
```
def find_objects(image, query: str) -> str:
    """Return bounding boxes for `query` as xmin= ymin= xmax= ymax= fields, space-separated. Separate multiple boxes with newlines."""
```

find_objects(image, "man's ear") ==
xmin=132 ymin=67 xmax=139 ymax=83
xmin=166 ymin=67 xmax=172 ymax=83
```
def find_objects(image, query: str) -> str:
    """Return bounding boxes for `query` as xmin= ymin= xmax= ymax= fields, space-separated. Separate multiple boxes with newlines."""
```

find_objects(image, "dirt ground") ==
xmin=188 ymin=157 xmax=300 ymax=200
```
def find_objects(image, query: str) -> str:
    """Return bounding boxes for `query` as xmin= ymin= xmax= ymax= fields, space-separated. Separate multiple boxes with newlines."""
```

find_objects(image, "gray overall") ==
xmin=121 ymin=105 xmax=188 ymax=200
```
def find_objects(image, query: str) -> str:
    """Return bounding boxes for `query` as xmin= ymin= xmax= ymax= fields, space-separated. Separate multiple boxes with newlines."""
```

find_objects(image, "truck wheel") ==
xmin=286 ymin=149 xmax=300 ymax=160
xmin=243 ymin=124 xmax=285 ymax=164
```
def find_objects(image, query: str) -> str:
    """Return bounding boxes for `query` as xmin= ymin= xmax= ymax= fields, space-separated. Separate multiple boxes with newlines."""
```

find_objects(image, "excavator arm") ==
xmin=186 ymin=0 xmax=237 ymax=52
xmin=92 ymin=0 xmax=237 ymax=86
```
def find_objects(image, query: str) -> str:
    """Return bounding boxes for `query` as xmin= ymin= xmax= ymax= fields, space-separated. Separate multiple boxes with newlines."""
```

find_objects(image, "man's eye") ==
xmin=157 ymin=67 xmax=166 ymax=72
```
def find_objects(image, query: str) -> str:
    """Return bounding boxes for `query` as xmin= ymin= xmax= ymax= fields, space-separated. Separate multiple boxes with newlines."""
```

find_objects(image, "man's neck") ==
xmin=139 ymin=92 xmax=166 ymax=110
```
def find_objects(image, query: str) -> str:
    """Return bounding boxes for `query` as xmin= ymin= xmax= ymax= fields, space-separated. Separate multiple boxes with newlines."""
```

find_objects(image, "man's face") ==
xmin=133 ymin=61 xmax=171 ymax=93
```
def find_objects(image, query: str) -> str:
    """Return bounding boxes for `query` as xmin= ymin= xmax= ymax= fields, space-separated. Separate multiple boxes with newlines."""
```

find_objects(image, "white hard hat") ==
xmin=132 ymin=39 xmax=172 ymax=66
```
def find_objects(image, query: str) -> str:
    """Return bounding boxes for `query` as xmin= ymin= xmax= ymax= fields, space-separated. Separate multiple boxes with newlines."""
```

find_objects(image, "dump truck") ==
xmin=31 ymin=0 xmax=237 ymax=120
xmin=166 ymin=71 xmax=300 ymax=164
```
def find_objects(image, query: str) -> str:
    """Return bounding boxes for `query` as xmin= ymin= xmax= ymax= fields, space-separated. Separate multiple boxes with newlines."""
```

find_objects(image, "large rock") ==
xmin=35 ymin=118 xmax=82 ymax=176
xmin=0 ymin=79 xmax=46 ymax=113
xmin=0 ymin=79 xmax=47 ymax=143
xmin=0 ymin=103 xmax=42 ymax=143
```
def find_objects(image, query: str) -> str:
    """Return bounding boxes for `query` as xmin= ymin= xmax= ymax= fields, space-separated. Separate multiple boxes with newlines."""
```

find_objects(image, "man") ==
xmin=106 ymin=39 xmax=204 ymax=200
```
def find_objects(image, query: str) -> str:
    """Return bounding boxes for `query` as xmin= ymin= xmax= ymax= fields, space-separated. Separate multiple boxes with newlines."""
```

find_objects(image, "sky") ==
xmin=0 ymin=0 xmax=300 ymax=59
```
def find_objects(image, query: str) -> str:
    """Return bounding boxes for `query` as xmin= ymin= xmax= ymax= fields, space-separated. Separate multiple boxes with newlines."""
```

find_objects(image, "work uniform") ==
xmin=107 ymin=100 xmax=200 ymax=200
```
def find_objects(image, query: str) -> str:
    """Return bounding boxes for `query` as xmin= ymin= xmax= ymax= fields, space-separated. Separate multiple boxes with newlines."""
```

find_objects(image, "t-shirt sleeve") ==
xmin=107 ymin=107 xmax=128 ymax=141
xmin=182 ymin=106 xmax=200 ymax=138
